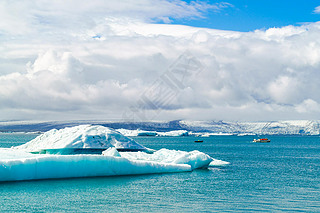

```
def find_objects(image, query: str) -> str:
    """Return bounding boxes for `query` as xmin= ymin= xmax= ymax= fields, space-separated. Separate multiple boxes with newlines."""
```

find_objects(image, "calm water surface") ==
xmin=0 ymin=134 xmax=320 ymax=212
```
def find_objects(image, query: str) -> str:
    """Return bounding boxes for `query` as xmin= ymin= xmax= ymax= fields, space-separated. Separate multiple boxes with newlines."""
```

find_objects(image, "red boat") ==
xmin=253 ymin=138 xmax=270 ymax=143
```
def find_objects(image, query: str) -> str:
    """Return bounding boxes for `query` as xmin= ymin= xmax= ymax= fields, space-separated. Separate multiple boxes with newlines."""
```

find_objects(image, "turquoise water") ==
xmin=1 ymin=134 xmax=320 ymax=212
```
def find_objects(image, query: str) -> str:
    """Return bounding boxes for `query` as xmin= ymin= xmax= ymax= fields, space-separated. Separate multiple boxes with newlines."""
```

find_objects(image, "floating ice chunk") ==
xmin=0 ymin=146 xmax=227 ymax=182
xmin=117 ymin=149 xmax=214 ymax=170
xmin=102 ymin=147 xmax=121 ymax=157
xmin=157 ymin=130 xmax=189 ymax=137
xmin=116 ymin=129 xmax=138 ymax=136
xmin=173 ymin=150 xmax=214 ymax=169
xmin=209 ymin=159 xmax=230 ymax=166
xmin=116 ymin=129 xmax=189 ymax=137
xmin=116 ymin=129 xmax=157 ymax=136
xmin=15 ymin=125 xmax=148 ymax=153
xmin=0 ymin=149 xmax=191 ymax=182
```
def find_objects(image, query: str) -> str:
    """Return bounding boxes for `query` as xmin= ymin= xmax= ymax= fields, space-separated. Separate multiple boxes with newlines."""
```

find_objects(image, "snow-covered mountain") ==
xmin=1 ymin=120 xmax=320 ymax=135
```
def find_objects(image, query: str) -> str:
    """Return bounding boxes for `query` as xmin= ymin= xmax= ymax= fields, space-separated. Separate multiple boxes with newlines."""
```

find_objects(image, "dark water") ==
xmin=1 ymin=134 xmax=320 ymax=212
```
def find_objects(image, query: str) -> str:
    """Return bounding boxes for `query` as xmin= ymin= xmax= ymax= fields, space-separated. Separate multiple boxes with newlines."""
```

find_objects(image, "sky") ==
xmin=173 ymin=0 xmax=320 ymax=31
xmin=1 ymin=0 xmax=320 ymax=122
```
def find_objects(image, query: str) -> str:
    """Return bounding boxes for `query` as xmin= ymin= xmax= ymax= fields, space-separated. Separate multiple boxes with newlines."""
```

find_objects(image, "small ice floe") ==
xmin=116 ymin=129 xmax=189 ymax=137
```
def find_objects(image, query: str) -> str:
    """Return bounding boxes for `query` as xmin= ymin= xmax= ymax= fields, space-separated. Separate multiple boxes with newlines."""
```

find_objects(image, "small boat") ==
xmin=253 ymin=138 xmax=270 ymax=143
xmin=194 ymin=140 xmax=203 ymax=143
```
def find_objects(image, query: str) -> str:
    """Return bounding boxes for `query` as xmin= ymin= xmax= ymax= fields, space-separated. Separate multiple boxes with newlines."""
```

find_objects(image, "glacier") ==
xmin=179 ymin=120 xmax=320 ymax=135
xmin=0 ymin=125 xmax=227 ymax=182
xmin=2 ymin=119 xmax=320 ymax=135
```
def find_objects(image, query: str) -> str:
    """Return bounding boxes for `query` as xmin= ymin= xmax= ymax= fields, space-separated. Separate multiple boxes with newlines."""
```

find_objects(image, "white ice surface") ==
xmin=0 ymin=148 xmax=36 ymax=160
xmin=0 ymin=147 xmax=229 ymax=182
xmin=0 ymin=125 xmax=229 ymax=182
xmin=0 ymin=148 xmax=190 ymax=182
xmin=156 ymin=130 xmax=189 ymax=137
xmin=15 ymin=125 xmax=147 ymax=152
xmin=116 ymin=129 xmax=157 ymax=137
xmin=106 ymin=148 xmax=215 ymax=170
xmin=116 ymin=129 xmax=189 ymax=137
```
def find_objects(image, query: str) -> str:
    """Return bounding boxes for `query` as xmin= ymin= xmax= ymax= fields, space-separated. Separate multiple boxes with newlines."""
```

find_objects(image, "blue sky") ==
xmin=1 ymin=0 xmax=320 ymax=122
xmin=171 ymin=0 xmax=320 ymax=31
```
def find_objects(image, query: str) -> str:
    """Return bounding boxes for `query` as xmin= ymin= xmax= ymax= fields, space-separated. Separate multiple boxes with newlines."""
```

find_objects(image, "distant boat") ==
xmin=194 ymin=140 xmax=203 ymax=143
xmin=253 ymin=138 xmax=270 ymax=143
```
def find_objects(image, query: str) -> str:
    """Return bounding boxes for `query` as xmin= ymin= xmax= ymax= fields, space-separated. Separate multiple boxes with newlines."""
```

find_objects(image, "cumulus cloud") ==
xmin=1 ymin=1 xmax=320 ymax=121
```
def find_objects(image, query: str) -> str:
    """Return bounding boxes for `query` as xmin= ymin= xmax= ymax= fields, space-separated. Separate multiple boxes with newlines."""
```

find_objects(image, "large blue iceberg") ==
xmin=0 ymin=125 xmax=228 ymax=182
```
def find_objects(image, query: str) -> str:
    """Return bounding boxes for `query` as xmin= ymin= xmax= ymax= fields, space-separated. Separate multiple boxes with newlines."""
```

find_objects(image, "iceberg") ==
xmin=0 ymin=125 xmax=228 ymax=182
xmin=0 ymin=148 xmax=191 ymax=182
xmin=156 ymin=130 xmax=189 ymax=137
xmin=15 ymin=125 xmax=149 ymax=154
xmin=116 ymin=129 xmax=157 ymax=137
xmin=116 ymin=128 xmax=189 ymax=137
xmin=107 ymin=148 xmax=222 ymax=170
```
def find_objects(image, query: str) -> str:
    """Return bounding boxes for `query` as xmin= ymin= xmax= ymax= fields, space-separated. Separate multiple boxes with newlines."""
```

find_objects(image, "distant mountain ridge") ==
xmin=0 ymin=120 xmax=320 ymax=135
xmin=179 ymin=120 xmax=320 ymax=135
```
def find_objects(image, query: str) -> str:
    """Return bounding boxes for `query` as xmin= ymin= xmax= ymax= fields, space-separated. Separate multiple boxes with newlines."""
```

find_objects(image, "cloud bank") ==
xmin=1 ymin=1 xmax=320 ymax=122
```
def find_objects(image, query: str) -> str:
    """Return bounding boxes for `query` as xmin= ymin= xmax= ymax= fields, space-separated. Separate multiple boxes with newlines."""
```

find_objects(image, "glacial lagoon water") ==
xmin=1 ymin=134 xmax=320 ymax=212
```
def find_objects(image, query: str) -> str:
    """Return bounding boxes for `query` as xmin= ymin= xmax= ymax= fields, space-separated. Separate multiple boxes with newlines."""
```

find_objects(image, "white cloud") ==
xmin=1 ymin=1 xmax=320 ymax=121
xmin=295 ymin=99 xmax=320 ymax=113
xmin=267 ymin=75 xmax=301 ymax=104
xmin=313 ymin=6 xmax=320 ymax=14
xmin=0 ymin=0 xmax=231 ymax=36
